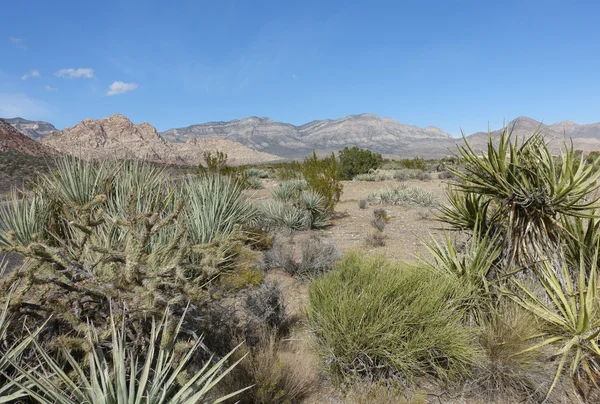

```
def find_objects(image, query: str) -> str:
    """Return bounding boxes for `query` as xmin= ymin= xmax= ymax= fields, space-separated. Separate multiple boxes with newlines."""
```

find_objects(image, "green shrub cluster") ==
xmin=338 ymin=146 xmax=383 ymax=180
xmin=260 ymin=180 xmax=329 ymax=231
xmin=308 ymin=252 xmax=479 ymax=382
xmin=301 ymin=152 xmax=343 ymax=212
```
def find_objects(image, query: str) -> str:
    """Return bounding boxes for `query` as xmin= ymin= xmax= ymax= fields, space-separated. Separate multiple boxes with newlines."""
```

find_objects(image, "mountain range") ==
xmin=0 ymin=119 xmax=56 ymax=156
xmin=40 ymin=114 xmax=281 ymax=166
xmin=4 ymin=114 xmax=600 ymax=161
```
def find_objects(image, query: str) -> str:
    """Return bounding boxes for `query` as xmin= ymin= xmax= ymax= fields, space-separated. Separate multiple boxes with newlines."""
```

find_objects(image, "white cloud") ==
xmin=0 ymin=93 xmax=50 ymax=119
xmin=291 ymin=73 xmax=297 ymax=80
xmin=21 ymin=70 xmax=40 ymax=80
xmin=106 ymin=81 xmax=139 ymax=96
xmin=9 ymin=37 xmax=26 ymax=49
xmin=44 ymin=85 xmax=58 ymax=91
xmin=54 ymin=68 xmax=95 ymax=79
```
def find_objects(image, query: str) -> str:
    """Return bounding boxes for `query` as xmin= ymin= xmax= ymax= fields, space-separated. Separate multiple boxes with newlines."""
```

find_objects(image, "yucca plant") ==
xmin=0 ymin=282 xmax=39 ymax=403
xmin=8 ymin=307 xmax=252 ymax=403
xmin=507 ymin=246 xmax=600 ymax=400
xmin=185 ymin=174 xmax=257 ymax=245
xmin=436 ymin=189 xmax=491 ymax=233
xmin=446 ymin=128 xmax=600 ymax=265
xmin=422 ymin=223 xmax=503 ymax=323
xmin=272 ymin=180 xmax=306 ymax=203
xmin=298 ymin=190 xmax=328 ymax=229
xmin=0 ymin=190 xmax=47 ymax=246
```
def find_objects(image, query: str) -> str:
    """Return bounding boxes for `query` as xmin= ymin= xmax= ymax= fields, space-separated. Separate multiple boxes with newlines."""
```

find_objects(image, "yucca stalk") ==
xmin=448 ymin=127 xmax=600 ymax=265
xmin=507 ymin=246 xmax=600 ymax=399
xmin=8 ymin=307 xmax=252 ymax=403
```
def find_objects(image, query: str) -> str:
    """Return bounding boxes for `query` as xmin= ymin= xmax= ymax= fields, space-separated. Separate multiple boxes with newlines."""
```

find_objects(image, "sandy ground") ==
xmin=251 ymin=177 xmax=451 ymax=262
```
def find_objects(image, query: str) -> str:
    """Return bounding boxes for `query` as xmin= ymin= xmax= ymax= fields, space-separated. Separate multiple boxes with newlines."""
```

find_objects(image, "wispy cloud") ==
xmin=21 ymin=70 xmax=40 ymax=80
xmin=54 ymin=68 xmax=94 ymax=79
xmin=44 ymin=85 xmax=58 ymax=91
xmin=106 ymin=81 xmax=139 ymax=96
xmin=291 ymin=73 xmax=297 ymax=80
xmin=9 ymin=37 xmax=27 ymax=50
xmin=0 ymin=93 xmax=50 ymax=119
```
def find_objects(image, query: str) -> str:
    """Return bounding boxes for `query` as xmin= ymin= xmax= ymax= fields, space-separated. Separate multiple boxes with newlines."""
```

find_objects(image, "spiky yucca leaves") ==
xmin=507 ymin=247 xmax=600 ymax=400
xmin=0 ymin=190 xmax=47 ymax=246
xmin=422 ymin=224 xmax=503 ymax=323
xmin=10 ymin=308 xmax=251 ymax=403
xmin=0 ymin=283 xmax=42 ymax=403
xmin=445 ymin=128 xmax=600 ymax=265
xmin=261 ymin=184 xmax=329 ymax=231
xmin=436 ymin=189 xmax=490 ymax=233
xmin=185 ymin=174 xmax=257 ymax=245
xmin=272 ymin=179 xmax=307 ymax=203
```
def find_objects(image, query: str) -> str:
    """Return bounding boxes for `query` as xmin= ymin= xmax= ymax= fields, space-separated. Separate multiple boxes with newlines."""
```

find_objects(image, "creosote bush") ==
xmin=338 ymin=146 xmax=383 ymax=180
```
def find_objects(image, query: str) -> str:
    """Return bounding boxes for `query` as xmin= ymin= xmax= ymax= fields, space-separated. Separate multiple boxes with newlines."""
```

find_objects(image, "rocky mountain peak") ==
xmin=0 ymin=119 xmax=57 ymax=156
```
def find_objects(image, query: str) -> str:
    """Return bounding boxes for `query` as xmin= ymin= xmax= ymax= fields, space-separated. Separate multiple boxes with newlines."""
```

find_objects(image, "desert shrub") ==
xmin=272 ymin=161 xmax=303 ymax=181
xmin=417 ymin=172 xmax=431 ymax=181
xmin=353 ymin=171 xmax=391 ymax=181
xmin=302 ymin=152 xmax=342 ymax=212
xmin=0 ymin=158 xmax=264 ymax=355
xmin=344 ymin=381 xmax=427 ymax=404
xmin=271 ymin=179 xmax=307 ymax=202
xmin=263 ymin=237 xmax=340 ymax=278
xmin=244 ymin=281 xmax=287 ymax=338
xmin=365 ymin=231 xmax=386 ymax=247
xmin=246 ymin=177 xmax=263 ymax=189
xmin=8 ymin=307 xmax=249 ymax=403
xmin=246 ymin=168 xmax=270 ymax=178
xmin=368 ymin=185 xmax=434 ymax=206
xmin=358 ymin=199 xmax=367 ymax=209
xmin=472 ymin=301 xmax=553 ymax=403
xmin=338 ymin=146 xmax=383 ymax=180
xmin=308 ymin=252 xmax=480 ymax=383
xmin=371 ymin=208 xmax=390 ymax=232
xmin=393 ymin=168 xmax=423 ymax=181
xmin=226 ymin=330 xmax=317 ymax=404
xmin=438 ymin=170 xmax=455 ymax=180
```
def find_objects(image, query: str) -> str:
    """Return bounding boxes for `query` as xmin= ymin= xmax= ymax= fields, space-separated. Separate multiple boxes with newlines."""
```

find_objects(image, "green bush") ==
xmin=302 ymin=152 xmax=343 ymax=212
xmin=393 ymin=168 xmax=423 ymax=181
xmin=308 ymin=252 xmax=480 ymax=383
xmin=338 ymin=146 xmax=383 ymax=180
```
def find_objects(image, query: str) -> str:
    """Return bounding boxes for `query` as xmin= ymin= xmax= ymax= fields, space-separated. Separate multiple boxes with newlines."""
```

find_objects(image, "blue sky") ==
xmin=1 ymin=0 xmax=599 ymax=136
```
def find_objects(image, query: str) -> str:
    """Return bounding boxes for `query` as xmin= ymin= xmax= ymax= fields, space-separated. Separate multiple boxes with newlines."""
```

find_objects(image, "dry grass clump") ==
xmin=344 ymin=381 xmax=427 ymax=404
xmin=225 ymin=329 xmax=318 ymax=404
xmin=358 ymin=199 xmax=367 ymax=209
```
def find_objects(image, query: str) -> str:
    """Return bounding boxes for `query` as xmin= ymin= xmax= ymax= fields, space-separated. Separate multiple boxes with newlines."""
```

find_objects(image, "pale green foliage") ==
xmin=353 ymin=171 xmax=392 ymax=182
xmin=308 ymin=252 xmax=479 ymax=382
xmin=368 ymin=185 xmax=434 ymax=206
xmin=0 ymin=190 xmax=47 ymax=246
xmin=261 ymin=181 xmax=328 ymax=231
xmin=185 ymin=173 xmax=258 ymax=245
xmin=245 ymin=168 xmax=270 ymax=179
xmin=10 ymin=308 xmax=250 ymax=403
xmin=441 ymin=128 xmax=600 ymax=264
xmin=507 ymin=248 xmax=600 ymax=399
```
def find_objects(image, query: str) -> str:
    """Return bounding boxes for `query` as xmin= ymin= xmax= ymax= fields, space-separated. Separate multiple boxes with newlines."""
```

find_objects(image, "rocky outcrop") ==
xmin=5 ymin=117 xmax=58 ymax=141
xmin=42 ymin=114 xmax=281 ymax=165
xmin=0 ymin=119 xmax=57 ymax=156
